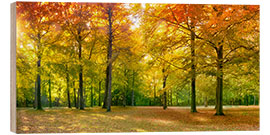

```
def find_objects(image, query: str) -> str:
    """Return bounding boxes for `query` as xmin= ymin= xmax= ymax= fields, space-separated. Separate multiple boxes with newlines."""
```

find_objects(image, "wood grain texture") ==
xmin=10 ymin=2 xmax=17 ymax=133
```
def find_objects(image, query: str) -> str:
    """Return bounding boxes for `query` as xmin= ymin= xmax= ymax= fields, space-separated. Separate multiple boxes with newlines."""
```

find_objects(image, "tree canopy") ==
xmin=16 ymin=2 xmax=259 ymax=115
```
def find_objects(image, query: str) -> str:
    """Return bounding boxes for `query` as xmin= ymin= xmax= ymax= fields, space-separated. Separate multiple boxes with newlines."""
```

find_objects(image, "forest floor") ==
xmin=16 ymin=106 xmax=259 ymax=133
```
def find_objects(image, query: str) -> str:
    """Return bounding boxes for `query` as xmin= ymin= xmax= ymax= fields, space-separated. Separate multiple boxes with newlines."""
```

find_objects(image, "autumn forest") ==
xmin=15 ymin=2 xmax=259 ymax=133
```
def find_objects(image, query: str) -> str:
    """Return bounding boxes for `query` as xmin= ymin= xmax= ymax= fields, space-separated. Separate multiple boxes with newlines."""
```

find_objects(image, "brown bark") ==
xmin=98 ymin=81 xmax=101 ymax=106
xmin=36 ymin=59 xmax=42 ymax=110
xmin=91 ymin=86 xmax=94 ymax=107
xmin=215 ymin=45 xmax=224 ymax=115
xmin=102 ymin=78 xmax=108 ymax=108
xmin=106 ymin=6 xmax=113 ymax=112
xmin=131 ymin=70 xmax=135 ymax=106
xmin=66 ymin=66 xmax=71 ymax=108
xmin=48 ymin=79 xmax=52 ymax=108
xmin=190 ymin=25 xmax=197 ymax=113
xmin=162 ymin=68 xmax=168 ymax=110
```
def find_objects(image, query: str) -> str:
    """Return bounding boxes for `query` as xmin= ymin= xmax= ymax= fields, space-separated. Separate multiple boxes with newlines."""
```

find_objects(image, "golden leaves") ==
xmin=16 ymin=106 xmax=259 ymax=133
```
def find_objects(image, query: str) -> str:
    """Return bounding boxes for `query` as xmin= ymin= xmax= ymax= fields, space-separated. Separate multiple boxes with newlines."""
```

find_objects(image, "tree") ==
xmin=98 ymin=3 xmax=133 ymax=111
xmin=17 ymin=2 xmax=61 ymax=110
xmin=198 ymin=5 xmax=259 ymax=115
xmin=59 ymin=3 xmax=97 ymax=110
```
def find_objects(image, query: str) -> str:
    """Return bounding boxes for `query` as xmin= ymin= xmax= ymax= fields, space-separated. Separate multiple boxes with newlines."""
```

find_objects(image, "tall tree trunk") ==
xmin=215 ymin=45 xmax=224 ymax=115
xmin=102 ymin=78 xmax=108 ymax=108
xmin=123 ymin=70 xmax=128 ymax=107
xmin=154 ymin=82 xmax=156 ymax=105
xmin=163 ymin=92 xmax=167 ymax=109
xmin=123 ymin=86 xmax=126 ymax=107
xmin=99 ymin=81 xmax=101 ymax=106
xmin=83 ymin=88 xmax=86 ymax=108
xmin=78 ymin=36 xmax=84 ymax=110
xmin=204 ymin=96 xmax=208 ymax=107
xmin=253 ymin=95 xmax=256 ymax=105
xmin=176 ymin=94 xmax=178 ymax=106
xmin=34 ymin=81 xmax=37 ymax=109
xmin=246 ymin=95 xmax=249 ymax=106
xmin=79 ymin=68 xmax=84 ymax=109
xmin=239 ymin=99 xmax=241 ymax=105
xmin=190 ymin=26 xmax=197 ymax=113
xmin=36 ymin=34 xmax=42 ymax=110
xmin=215 ymin=87 xmax=218 ymax=109
xmin=66 ymin=71 xmax=71 ymax=108
xmin=152 ymin=73 xmax=157 ymax=105
xmin=168 ymin=89 xmax=170 ymax=106
xmin=162 ymin=68 xmax=168 ymax=110
xmin=91 ymin=86 xmax=94 ymax=107
xmin=73 ymin=87 xmax=77 ymax=108
xmin=36 ymin=58 xmax=42 ymax=110
xmin=170 ymin=89 xmax=173 ymax=106
xmin=131 ymin=70 xmax=135 ymax=106
xmin=48 ymin=79 xmax=52 ymax=108
xmin=106 ymin=6 xmax=113 ymax=112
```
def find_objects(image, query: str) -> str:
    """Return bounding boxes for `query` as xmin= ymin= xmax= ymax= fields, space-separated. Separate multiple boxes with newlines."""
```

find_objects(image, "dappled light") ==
xmin=16 ymin=106 xmax=259 ymax=133
xmin=15 ymin=2 xmax=259 ymax=133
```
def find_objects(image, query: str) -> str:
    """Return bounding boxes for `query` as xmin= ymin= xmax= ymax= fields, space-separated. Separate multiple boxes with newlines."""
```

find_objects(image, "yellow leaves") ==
xmin=132 ymin=128 xmax=146 ymax=132
xmin=48 ymin=117 xmax=55 ymax=121
xmin=111 ymin=116 xmax=126 ymax=120
xmin=58 ymin=126 xmax=65 ymax=130
xmin=41 ymin=2 xmax=48 ymax=6
xmin=16 ymin=106 xmax=259 ymax=133
xmin=39 ymin=126 xmax=46 ymax=130
xmin=21 ymin=126 xmax=30 ymax=131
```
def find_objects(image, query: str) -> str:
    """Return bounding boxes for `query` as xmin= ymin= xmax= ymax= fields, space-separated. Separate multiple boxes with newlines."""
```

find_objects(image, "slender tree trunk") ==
xmin=36 ymin=34 xmax=42 ymax=110
xmin=154 ymin=83 xmax=156 ymax=105
xmin=190 ymin=26 xmax=197 ymax=113
xmin=131 ymin=70 xmax=135 ymax=106
xmin=215 ymin=87 xmax=218 ymax=109
xmin=78 ymin=36 xmax=84 ymax=109
xmin=102 ymin=78 xmax=108 ymax=108
xmin=73 ymin=87 xmax=77 ymax=108
xmin=254 ymin=95 xmax=256 ymax=105
xmin=171 ymin=90 xmax=173 ymax=106
xmin=123 ymin=91 xmax=126 ymax=107
xmin=66 ymin=71 xmax=71 ymax=108
xmin=204 ymin=96 xmax=208 ymax=107
xmin=48 ymin=79 xmax=52 ymax=108
xmin=106 ymin=7 xmax=113 ymax=112
xmin=215 ymin=45 xmax=224 ymax=115
xmin=83 ymin=88 xmax=86 ymax=108
xmin=160 ymin=95 xmax=162 ymax=106
xmin=34 ymin=81 xmax=37 ymax=109
xmin=79 ymin=68 xmax=84 ymax=109
xmin=246 ymin=95 xmax=249 ymax=106
xmin=123 ymin=70 xmax=128 ymax=107
xmin=36 ymin=58 xmax=42 ymax=110
xmin=163 ymin=91 xmax=167 ymax=109
xmin=171 ymin=89 xmax=173 ymax=106
xmin=162 ymin=68 xmax=168 ymax=110
xmin=25 ymin=97 xmax=28 ymax=107
xmin=99 ymin=81 xmax=101 ymax=106
xmin=168 ymin=89 xmax=170 ymax=106
xmin=176 ymin=94 xmax=178 ymax=106
xmin=91 ymin=86 xmax=94 ymax=107
xmin=239 ymin=99 xmax=241 ymax=105
xmin=123 ymin=85 xmax=126 ymax=107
